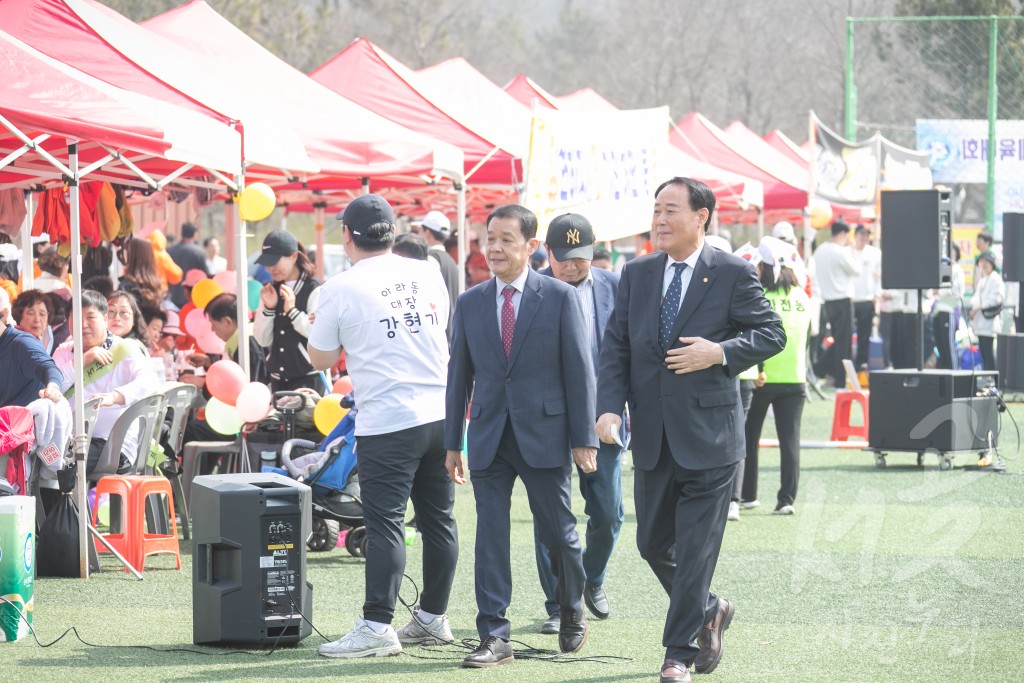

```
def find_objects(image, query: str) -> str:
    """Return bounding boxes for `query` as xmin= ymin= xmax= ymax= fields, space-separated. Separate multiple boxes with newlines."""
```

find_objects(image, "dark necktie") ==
xmin=501 ymin=285 xmax=516 ymax=360
xmin=659 ymin=263 xmax=687 ymax=351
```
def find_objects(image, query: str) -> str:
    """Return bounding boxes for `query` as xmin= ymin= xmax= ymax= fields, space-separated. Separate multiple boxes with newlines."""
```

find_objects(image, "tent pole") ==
xmin=20 ymin=190 xmax=34 ymax=290
xmin=68 ymin=142 xmax=89 ymax=579
xmin=361 ymin=177 xmax=370 ymax=195
xmin=224 ymin=199 xmax=235 ymax=271
xmin=805 ymin=110 xmax=817 ymax=262
xmin=314 ymin=204 xmax=325 ymax=281
xmin=456 ymin=181 xmax=467 ymax=294
xmin=235 ymin=168 xmax=250 ymax=382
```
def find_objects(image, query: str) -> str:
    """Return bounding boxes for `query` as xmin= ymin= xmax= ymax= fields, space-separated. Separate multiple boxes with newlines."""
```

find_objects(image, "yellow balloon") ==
xmin=313 ymin=393 xmax=350 ymax=436
xmin=809 ymin=201 xmax=834 ymax=230
xmin=205 ymin=397 xmax=243 ymax=436
xmin=238 ymin=183 xmax=276 ymax=222
xmin=191 ymin=278 xmax=224 ymax=309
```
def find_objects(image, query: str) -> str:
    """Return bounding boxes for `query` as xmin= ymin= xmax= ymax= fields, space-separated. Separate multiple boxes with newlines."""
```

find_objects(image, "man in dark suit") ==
xmin=596 ymin=178 xmax=785 ymax=683
xmin=534 ymin=213 xmax=624 ymax=633
xmin=445 ymin=204 xmax=598 ymax=668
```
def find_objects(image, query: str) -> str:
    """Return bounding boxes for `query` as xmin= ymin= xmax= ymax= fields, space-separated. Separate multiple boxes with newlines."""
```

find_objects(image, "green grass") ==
xmin=6 ymin=395 xmax=1024 ymax=682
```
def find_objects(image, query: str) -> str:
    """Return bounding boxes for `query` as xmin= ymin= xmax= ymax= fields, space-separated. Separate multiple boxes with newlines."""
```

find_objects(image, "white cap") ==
xmin=704 ymin=234 xmax=732 ymax=252
xmin=772 ymin=221 xmax=796 ymax=243
xmin=415 ymin=210 xmax=451 ymax=237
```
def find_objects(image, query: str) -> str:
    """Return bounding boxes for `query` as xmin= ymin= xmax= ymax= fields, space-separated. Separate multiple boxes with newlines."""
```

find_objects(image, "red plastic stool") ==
xmin=121 ymin=475 xmax=181 ymax=572
xmin=92 ymin=476 xmax=137 ymax=561
xmin=831 ymin=390 xmax=869 ymax=441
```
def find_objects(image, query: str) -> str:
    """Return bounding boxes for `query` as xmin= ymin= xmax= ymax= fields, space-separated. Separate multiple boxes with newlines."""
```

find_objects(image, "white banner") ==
xmin=917 ymin=119 xmax=1024 ymax=184
xmin=524 ymin=106 xmax=669 ymax=242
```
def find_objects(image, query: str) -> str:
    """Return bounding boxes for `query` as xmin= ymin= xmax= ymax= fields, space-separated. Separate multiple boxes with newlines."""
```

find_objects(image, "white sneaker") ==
xmin=773 ymin=505 xmax=795 ymax=516
xmin=739 ymin=500 xmax=760 ymax=510
xmin=317 ymin=618 xmax=403 ymax=658
xmin=395 ymin=607 xmax=454 ymax=645
xmin=727 ymin=501 xmax=740 ymax=521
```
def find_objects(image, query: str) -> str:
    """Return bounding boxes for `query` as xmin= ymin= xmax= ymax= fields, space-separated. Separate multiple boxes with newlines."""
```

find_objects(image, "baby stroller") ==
xmin=280 ymin=394 xmax=364 ymax=556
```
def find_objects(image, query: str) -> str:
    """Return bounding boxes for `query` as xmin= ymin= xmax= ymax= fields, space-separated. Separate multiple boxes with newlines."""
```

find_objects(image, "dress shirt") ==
xmin=494 ymin=268 xmax=530 ymax=326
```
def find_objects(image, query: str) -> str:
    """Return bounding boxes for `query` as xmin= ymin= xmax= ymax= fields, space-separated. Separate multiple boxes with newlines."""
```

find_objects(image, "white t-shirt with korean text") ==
xmin=309 ymin=253 xmax=450 ymax=436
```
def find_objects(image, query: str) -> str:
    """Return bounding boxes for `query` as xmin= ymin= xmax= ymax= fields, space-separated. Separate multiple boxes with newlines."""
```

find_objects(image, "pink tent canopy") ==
xmin=764 ymin=129 xmax=810 ymax=167
xmin=556 ymin=88 xmax=618 ymax=112
xmin=311 ymin=39 xmax=524 ymax=186
xmin=672 ymin=113 xmax=808 ymax=211
xmin=142 ymin=0 xmax=463 ymax=183
xmin=503 ymin=74 xmax=558 ymax=110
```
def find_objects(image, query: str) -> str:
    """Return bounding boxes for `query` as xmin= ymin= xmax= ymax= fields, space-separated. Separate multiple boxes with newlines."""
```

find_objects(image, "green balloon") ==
xmin=247 ymin=279 xmax=262 ymax=312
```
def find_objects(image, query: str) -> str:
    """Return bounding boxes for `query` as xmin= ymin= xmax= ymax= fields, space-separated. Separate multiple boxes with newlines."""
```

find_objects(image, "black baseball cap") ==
xmin=545 ymin=213 xmax=595 ymax=261
xmin=337 ymin=194 xmax=395 ymax=235
xmin=256 ymin=230 xmax=299 ymax=266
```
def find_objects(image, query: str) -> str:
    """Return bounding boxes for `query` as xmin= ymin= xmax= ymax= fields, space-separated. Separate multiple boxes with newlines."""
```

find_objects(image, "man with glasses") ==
xmin=52 ymin=290 xmax=160 ymax=474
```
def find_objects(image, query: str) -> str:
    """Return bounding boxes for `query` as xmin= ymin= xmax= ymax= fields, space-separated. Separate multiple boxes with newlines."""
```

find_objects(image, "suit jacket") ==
xmin=538 ymin=266 xmax=620 ymax=365
xmin=445 ymin=269 xmax=598 ymax=470
xmin=597 ymin=245 xmax=785 ymax=471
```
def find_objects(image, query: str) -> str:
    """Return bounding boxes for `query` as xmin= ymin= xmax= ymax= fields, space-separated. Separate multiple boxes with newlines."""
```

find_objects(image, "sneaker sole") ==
xmin=317 ymin=644 xmax=402 ymax=658
xmin=462 ymin=655 xmax=514 ymax=668
xmin=398 ymin=635 xmax=452 ymax=646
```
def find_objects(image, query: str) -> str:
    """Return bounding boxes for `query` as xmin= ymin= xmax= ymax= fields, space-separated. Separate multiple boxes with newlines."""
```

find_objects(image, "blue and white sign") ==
xmin=917 ymin=119 xmax=1024 ymax=184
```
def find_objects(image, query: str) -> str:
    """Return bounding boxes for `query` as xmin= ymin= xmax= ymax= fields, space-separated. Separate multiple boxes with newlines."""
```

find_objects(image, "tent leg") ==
xmin=234 ymin=170 xmax=250 ymax=382
xmin=88 ymin=525 xmax=143 ymax=580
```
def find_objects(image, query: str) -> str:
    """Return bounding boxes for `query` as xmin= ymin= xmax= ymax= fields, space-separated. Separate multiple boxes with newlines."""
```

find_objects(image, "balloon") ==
xmin=206 ymin=359 xmax=247 ymax=406
xmin=238 ymin=183 xmax=276 ymax=222
xmin=197 ymin=330 xmax=225 ymax=355
xmin=205 ymin=397 xmax=243 ymax=436
xmin=332 ymin=375 xmax=353 ymax=395
xmin=213 ymin=270 xmax=238 ymax=294
xmin=184 ymin=307 xmax=211 ymax=339
xmin=313 ymin=393 xmax=350 ymax=436
xmin=192 ymin=278 xmax=223 ymax=308
xmin=246 ymin=279 xmax=262 ymax=312
xmin=236 ymin=382 xmax=273 ymax=423
xmin=809 ymin=200 xmax=834 ymax=230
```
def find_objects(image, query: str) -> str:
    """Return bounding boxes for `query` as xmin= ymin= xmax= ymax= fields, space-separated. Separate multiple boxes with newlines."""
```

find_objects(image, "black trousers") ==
xmin=853 ymin=300 xmax=875 ymax=369
xmin=635 ymin=436 xmax=739 ymax=664
xmin=741 ymin=384 xmax=805 ymax=508
xmin=356 ymin=419 xmax=458 ymax=624
xmin=732 ymin=380 xmax=754 ymax=502
xmin=979 ymin=335 xmax=997 ymax=371
xmin=879 ymin=312 xmax=895 ymax=368
xmin=824 ymin=298 xmax=854 ymax=386
xmin=932 ymin=311 xmax=956 ymax=370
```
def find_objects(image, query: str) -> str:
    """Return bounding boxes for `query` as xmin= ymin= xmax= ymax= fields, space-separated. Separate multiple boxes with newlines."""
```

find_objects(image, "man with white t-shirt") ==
xmin=813 ymin=221 xmax=861 ymax=388
xmin=308 ymin=194 xmax=458 ymax=660
xmin=852 ymin=225 xmax=881 ymax=370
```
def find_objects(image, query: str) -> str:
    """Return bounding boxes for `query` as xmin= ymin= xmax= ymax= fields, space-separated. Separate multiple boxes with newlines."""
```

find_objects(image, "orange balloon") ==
xmin=332 ymin=375 xmax=354 ymax=395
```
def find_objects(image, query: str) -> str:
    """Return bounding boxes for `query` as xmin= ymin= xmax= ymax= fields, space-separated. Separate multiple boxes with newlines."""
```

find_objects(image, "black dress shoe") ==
xmin=584 ymin=584 xmax=610 ymax=619
xmin=660 ymin=658 xmax=692 ymax=683
xmin=540 ymin=613 xmax=560 ymax=634
xmin=462 ymin=636 xmax=514 ymax=668
xmin=694 ymin=597 xmax=734 ymax=674
xmin=557 ymin=608 xmax=588 ymax=653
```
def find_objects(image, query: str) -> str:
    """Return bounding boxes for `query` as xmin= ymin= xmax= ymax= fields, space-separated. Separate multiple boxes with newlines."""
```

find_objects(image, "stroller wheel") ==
xmin=308 ymin=517 xmax=341 ymax=552
xmin=346 ymin=526 xmax=367 ymax=558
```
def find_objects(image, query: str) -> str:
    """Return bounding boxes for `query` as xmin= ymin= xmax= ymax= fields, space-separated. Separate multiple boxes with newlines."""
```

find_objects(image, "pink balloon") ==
xmin=197 ymin=330 xmax=225 ymax=355
xmin=206 ymin=359 xmax=247 ymax=406
xmin=236 ymin=382 xmax=273 ymax=423
xmin=213 ymin=270 xmax=238 ymax=294
xmin=184 ymin=306 xmax=211 ymax=339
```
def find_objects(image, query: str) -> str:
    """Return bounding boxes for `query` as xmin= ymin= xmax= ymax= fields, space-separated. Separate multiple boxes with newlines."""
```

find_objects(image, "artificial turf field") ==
xmin=5 ymin=393 xmax=1024 ymax=683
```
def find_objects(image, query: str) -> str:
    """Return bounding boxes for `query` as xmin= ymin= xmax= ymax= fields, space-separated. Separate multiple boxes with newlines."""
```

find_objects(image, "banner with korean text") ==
xmin=524 ymin=106 xmax=668 ymax=242
xmin=916 ymin=119 xmax=1024 ymax=183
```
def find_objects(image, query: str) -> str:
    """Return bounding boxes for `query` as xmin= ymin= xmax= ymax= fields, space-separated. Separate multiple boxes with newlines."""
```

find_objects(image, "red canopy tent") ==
xmin=556 ymin=88 xmax=619 ymax=112
xmin=764 ymin=129 xmax=810 ymax=167
xmin=502 ymin=75 xmax=558 ymax=110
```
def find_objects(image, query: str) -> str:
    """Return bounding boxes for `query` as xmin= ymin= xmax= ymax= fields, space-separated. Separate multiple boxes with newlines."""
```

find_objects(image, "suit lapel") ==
xmin=669 ymin=243 xmax=717 ymax=343
xmin=506 ymin=270 xmax=542 ymax=372
xmin=481 ymin=278 xmax=505 ymax=365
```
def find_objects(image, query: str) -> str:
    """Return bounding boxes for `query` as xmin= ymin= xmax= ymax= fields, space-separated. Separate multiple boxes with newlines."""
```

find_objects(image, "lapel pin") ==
xmin=703 ymin=277 xmax=708 ymax=283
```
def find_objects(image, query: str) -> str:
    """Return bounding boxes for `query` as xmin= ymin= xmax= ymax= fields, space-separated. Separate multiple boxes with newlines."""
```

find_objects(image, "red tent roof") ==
xmin=0 ymin=0 xmax=313 ymax=173
xmin=310 ymin=39 xmax=524 ymax=186
xmin=672 ymin=113 xmax=808 ymax=211
xmin=502 ymin=75 xmax=558 ymax=110
xmin=556 ymin=88 xmax=618 ymax=112
xmin=764 ymin=129 xmax=810 ymax=167
xmin=142 ymin=1 xmax=462 ymax=183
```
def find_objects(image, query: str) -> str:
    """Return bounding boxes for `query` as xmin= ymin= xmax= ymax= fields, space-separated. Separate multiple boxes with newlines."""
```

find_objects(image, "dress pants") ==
xmin=534 ymin=439 xmax=624 ymax=616
xmin=979 ymin=334 xmax=997 ymax=371
xmin=732 ymin=380 xmax=754 ymax=503
xmin=741 ymin=384 xmax=805 ymax=508
xmin=824 ymin=298 xmax=853 ymax=386
xmin=932 ymin=310 xmax=956 ymax=370
xmin=853 ymin=300 xmax=875 ymax=369
xmin=635 ymin=435 xmax=739 ymax=664
xmin=471 ymin=419 xmax=585 ymax=640
xmin=356 ymin=419 xmax=458 ymax=624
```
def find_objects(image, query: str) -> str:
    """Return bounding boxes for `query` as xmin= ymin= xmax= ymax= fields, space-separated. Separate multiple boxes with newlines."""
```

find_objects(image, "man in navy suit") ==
xmin=445 ymin=204 xmax=598 ymax=668
xmin=533 ymin=213 xmax=623 ymax=633
xmin=596 ymin=178 xmax=785 ymax=683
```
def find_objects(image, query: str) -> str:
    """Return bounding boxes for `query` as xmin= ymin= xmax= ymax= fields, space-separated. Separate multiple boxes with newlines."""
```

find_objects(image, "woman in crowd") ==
xmin=106 ymin=290 xmax=150 ymax=350
xmin=119 ymin=237 xmax=166 ymax=311
xmin=12 ymin=288 xmax=54 ymax=353
xmin=253 ymin=231 xmax=323 ymax=393
xmin=970 ymin=251 xmax=1005 ymax=372
xmin=741 ymin=237 xmax=812 ymax=516
xmin=34 ymin=246 xmax=71 ymax=295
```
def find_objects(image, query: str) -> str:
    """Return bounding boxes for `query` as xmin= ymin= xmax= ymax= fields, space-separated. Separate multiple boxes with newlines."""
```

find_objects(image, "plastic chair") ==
xmin=160 ymin=383 xmax=197 ymax=539
xmin=121 ymin=474 xmax=181 ymax=572
xmin=180 ymin=438 xmax=241 ymax=513
xmin=831 ymin=360 xmax=870 ymax=441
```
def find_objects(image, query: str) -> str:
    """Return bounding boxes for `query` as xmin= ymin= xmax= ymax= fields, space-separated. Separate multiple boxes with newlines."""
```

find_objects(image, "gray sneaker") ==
xmin=317 ymin=618 xmax=403 ymax=658
xmin=772 ymin=504 xmax=795 ymax=516
xmin=395 ymin=607 xmax=454 ymax=645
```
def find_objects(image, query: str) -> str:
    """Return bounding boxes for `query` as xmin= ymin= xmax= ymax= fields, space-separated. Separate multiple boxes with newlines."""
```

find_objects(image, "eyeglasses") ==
xmin=106 ymin=309 xmax=133 ymax=320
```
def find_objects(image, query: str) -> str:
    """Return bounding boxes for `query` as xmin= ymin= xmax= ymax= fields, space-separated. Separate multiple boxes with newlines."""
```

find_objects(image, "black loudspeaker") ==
xmin=1002 ymin=212 xmax=1024 ymax=283
xmin=192 ymin=473 xmax=312 ymax=647
xmin=880 ymin=189 xmax=952 ymax=289
xmin=997 ymin=333 xmax=1024 ymax=391
xmin=868 ymin=370 xmax=998 ymax=452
